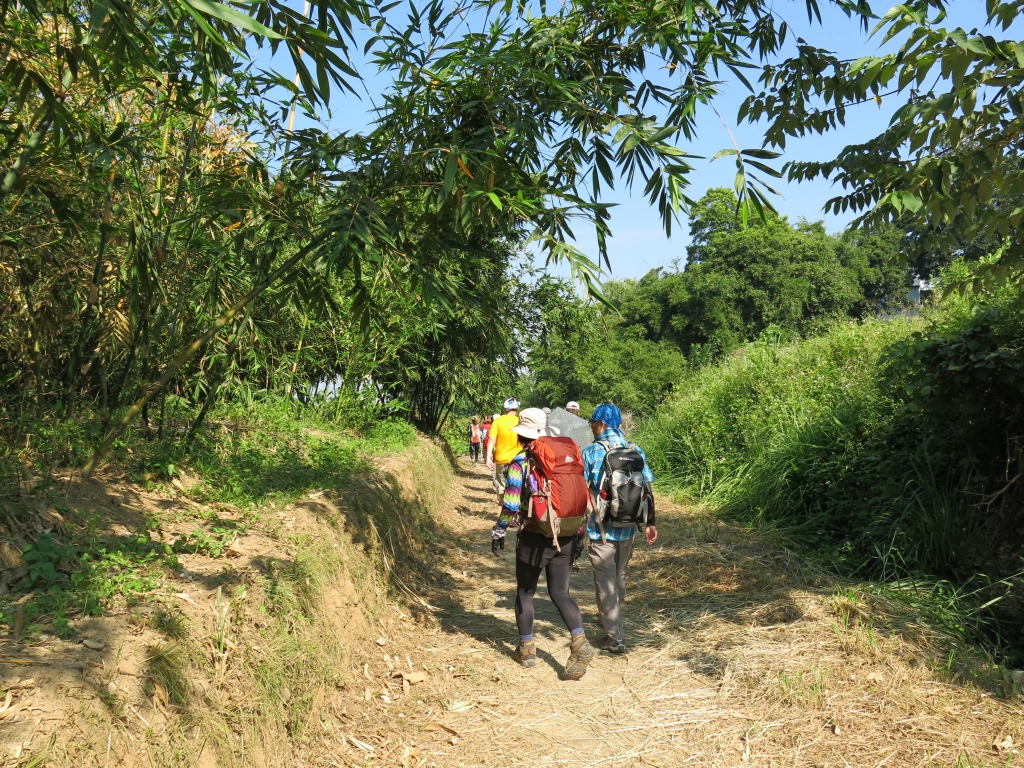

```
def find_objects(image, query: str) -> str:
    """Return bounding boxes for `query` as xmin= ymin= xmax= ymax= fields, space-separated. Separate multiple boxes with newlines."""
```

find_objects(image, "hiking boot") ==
xmin=599 ymin=636 xmax=625 ymax=655
xmin=514 ymin=641 xmax=537 ymax=668
xmin=560 ymin=634 xmax=595 ymax=681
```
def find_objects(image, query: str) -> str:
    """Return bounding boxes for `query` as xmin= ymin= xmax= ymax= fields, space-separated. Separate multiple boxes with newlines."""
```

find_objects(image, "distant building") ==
xmin=908 ymin=277 xmax=936 ymax=304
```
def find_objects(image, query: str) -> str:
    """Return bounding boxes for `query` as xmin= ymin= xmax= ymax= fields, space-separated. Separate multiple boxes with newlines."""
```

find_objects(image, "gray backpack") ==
xmin=594 ymin=441 xmax=651 ymax=542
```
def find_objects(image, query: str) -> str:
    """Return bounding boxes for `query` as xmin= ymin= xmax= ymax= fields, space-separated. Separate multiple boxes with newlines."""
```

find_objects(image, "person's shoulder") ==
xmin=580 ymin=441 xmax=601 ymax=459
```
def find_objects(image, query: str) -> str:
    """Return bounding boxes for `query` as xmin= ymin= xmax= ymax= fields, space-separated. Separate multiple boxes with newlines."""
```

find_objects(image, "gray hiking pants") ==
xmin=588 ymin=536 xmax=635 ymax=643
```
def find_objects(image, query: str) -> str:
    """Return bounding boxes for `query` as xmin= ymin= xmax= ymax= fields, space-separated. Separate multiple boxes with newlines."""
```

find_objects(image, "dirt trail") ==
xmin=387 ymin=457 xmax=1021 ymax=767
xmin=1 ymin=449 xmax=1019 ymax=767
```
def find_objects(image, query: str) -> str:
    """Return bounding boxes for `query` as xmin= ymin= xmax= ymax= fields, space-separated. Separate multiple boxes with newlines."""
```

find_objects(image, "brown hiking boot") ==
xmin=560 ymin=634 xmax=595 ymax=681
xmin=599 ymin=636 xmax=625 ymax=655
xmin=514 ymin=641 xmax=537 ymax=668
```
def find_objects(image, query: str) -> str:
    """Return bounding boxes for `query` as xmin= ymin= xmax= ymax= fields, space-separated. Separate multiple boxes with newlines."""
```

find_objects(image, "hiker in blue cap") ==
xmin=580 ymin=403 xmax=657 ymax=654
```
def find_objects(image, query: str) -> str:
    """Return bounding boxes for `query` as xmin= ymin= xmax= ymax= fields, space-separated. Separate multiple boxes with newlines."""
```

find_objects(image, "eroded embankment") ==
xmin=0 ymin=437 xmax=453 ymax=767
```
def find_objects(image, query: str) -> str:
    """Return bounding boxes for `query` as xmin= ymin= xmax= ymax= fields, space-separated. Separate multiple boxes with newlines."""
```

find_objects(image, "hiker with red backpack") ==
xmin=582 ymin=403 xmax=657 ymax=655
xmin=468 ymin=417 xmax=483 ymax=464
xmin=489 ymin=407 xmax=596 ymax=681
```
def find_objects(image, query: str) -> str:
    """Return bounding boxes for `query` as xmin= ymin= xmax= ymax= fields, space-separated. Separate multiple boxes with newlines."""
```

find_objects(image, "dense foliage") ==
xmin=1 ymin=0 xmax=1022 ymax=501
xmin=636 ymin=273 xmax=1024 ymax=653
xmin=524 ymin=188 xmax=909 ymax=414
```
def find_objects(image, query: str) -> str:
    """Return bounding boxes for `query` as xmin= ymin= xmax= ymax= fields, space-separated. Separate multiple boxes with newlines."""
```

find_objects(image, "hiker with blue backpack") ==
xmin=582 ymin=403 xmax=657 ymax=655
xmin=489 ymin=407 xmax=596 ymax=681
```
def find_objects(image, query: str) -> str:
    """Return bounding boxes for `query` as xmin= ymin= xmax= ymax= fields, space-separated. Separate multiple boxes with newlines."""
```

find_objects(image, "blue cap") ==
xmin=590 ymin=403 xmax=622 ymax=429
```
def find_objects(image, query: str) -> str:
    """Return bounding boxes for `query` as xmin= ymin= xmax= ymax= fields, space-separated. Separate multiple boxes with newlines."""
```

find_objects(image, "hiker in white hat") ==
xmin=489 ymin=407 xmax=595 ymax=680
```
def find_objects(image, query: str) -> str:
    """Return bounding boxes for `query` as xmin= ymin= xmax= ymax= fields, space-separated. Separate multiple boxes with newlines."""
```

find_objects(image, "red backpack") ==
xmin=524 ymin=436 xmax=590 ymax=550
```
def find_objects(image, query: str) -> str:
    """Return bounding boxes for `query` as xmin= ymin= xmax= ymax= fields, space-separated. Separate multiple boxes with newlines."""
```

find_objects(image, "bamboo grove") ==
xmin=3 ymin=0 xmax=1024 ymax=471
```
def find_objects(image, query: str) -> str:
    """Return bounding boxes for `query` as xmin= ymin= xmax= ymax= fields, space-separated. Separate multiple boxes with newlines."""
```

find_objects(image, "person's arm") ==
xmin=582 ymin=450 xmax=595 ymax=512
xmin=639 ymin=445 xmax=657 ymax=545
xmin=491 ymin=458 xmax=524 ymax=554
xmin=485 ymin=430 xmax=496 ymax=469
xmin=644 ymin=494 xmax=657 ymax=545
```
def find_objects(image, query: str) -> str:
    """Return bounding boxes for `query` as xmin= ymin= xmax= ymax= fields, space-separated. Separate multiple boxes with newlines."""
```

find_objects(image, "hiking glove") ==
xmin=490 ymin=523 xmax=507 ymax=556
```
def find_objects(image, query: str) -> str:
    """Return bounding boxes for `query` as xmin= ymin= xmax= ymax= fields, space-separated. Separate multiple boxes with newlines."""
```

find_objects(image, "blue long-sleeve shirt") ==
xmin=581 ymin=428 xmax=655 ymax=541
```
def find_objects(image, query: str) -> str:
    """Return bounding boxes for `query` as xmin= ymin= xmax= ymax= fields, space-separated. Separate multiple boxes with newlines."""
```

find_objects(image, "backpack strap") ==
xmin=547 ymin=477 xmax=561 ymax=552
xmin=519 ymin=457 xmax=533 ymax=529
xmin=594 ymin=440 xmax=613 ymax=544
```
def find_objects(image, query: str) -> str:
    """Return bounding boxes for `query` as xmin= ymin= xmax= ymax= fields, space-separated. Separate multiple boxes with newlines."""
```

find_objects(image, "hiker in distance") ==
xmin=566 ymin=401 xmax=581 ymax=417
xmin=480 ymin=416 xmax=493 ymax=459
xmin=468 ymin=417 xmax=483 ymax=464
xmin=489 ymin=407 xmax=596 ymax=680
xmin=486 ymin=398 xmax=520 ymax=504
xmin=582 ymin=403 xmax=657 ymax=655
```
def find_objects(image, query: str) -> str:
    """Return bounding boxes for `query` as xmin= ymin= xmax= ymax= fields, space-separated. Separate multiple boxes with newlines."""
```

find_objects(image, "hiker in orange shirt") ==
xmin=468 ymin=417 xmax=483 ymax=464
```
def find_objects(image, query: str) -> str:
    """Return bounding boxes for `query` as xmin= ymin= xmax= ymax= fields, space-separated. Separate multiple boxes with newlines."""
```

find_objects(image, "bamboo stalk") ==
xmin=82 ymin=230 xmax=331 ymax=475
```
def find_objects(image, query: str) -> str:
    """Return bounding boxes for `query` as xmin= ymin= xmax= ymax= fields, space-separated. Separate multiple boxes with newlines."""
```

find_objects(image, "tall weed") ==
xmin=642 ymin=285 xmax=1024 ymax=657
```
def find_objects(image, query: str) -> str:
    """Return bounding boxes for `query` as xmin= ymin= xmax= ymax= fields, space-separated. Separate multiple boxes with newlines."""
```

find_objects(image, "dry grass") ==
xmin=346 ymin=459 xmax=1024 ymax=768
xmin=5 ymin=441 xmax=1023 ymax=767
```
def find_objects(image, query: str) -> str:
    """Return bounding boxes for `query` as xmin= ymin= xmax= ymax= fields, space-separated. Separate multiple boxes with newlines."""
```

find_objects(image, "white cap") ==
xmin=566 ymin=401 xmax=580 ymax=411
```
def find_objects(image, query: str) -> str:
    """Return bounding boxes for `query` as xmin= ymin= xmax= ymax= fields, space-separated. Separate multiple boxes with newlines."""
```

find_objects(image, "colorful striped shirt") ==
xmin=497 ymin=451 xmax=533 ymax=528
xmin=581 ymin=428 xmax=655 ymax=542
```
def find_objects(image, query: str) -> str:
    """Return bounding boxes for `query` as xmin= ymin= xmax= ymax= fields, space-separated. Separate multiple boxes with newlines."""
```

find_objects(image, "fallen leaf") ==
xmin=401 ymin=671 xmax=426 ymax=684
xmin=443 ymin=699 xmax=473 ymax=713
xmin=995 ymin=735 xmax=1014 ymax=752
xmin=171 ymin=478 xmax=185 ymax=491
xmin=174 ymin=592 xmax=198 ymax=606
xmin=153 ymin=682 xmax=168 ymax=707
xmin=14 ymin=592 xmax=34 ymax=605
xmin=422 ymin=722 xmax=459 ymax=736
xmin=375 ymin=637 xmax=388 ymax=647
xmin=348 ymin=735 xmax=375 ymax=752
xmin=225 ymin=539 xmax=245 ymax=558
xmin=401 ymin=745 xmax=421 ymax=768
xmin=82 ymin=638 xmax=105 ymax=651
xmin=865 ymin=671 xmax=885 ymax=683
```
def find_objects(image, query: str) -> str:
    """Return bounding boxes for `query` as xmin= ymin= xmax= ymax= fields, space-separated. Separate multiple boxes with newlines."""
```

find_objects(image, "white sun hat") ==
xmin=511 ymin=408 xmax=549 ymax=440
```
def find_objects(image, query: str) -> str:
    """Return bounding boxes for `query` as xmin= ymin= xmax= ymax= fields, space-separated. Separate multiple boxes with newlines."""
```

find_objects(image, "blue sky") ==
xmin=282 ymin=1 xmax=1000 ymax=281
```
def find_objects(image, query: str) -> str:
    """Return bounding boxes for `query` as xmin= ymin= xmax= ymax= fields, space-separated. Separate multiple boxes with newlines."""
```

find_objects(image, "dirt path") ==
xmin=382 ymin=457 xmax=1021 ymax=768
xmin=2 ymin=449 xmax=1018 ymax=767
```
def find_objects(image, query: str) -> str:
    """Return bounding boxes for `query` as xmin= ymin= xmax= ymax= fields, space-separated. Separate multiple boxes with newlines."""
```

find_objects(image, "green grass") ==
xmin=0 ymin=397 xmax=418 ymax=645
xmin=638 ymin=300 xmax=1024 ymax=660
xmin=639 ymin=318 xmax=929 ymax=574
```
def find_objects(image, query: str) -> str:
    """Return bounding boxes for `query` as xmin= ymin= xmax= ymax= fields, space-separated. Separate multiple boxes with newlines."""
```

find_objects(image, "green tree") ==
xmin=752 ymin=1 xmax=1024 ymax=283
xmin=522 ymin=280 xmax=687 ymax=415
